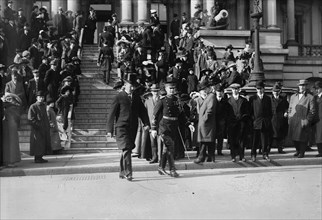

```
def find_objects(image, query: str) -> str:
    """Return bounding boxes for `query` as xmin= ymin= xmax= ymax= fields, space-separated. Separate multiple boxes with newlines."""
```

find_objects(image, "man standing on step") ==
xmin=106 ymin=74 xmax=150 ymax=181
xmin=97 ymin=41 xmax=114 ymax=84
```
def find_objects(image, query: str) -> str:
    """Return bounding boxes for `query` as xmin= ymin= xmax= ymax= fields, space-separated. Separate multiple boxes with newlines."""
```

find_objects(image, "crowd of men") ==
xmin=0 ymin=1 xmax=94 ymax=167
xmin=101 ymin=9 xmax=321 ymax=180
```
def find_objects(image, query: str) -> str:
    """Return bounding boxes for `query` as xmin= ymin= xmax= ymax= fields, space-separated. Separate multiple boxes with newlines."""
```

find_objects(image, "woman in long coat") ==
xmin=194 ymin=82 xmax=216 ymax=163
xmin=314 ymin=81 xmax=322 ymax=157
xmin=47 ymin=99 xmax=63 ymax=152
xmin=28 ymin=91 xmax=52 ymax=163
xmin=2 ymin=93 xmax=22 ymax=167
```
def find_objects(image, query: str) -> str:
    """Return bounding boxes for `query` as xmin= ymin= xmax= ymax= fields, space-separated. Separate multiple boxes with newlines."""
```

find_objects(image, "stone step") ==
xmin=70 ymin=141 xmax=117 ymax=148
xmin=78 ymin=94 xmax=116 ymax=99
xmin=72 ymin=129 xmax=107 ymax=136
xmin=77 ymin=102 xmax=110 ymax=108
xmin=75 ymin=107 xmax=110 ymax=113
xmin=73 ymin=123 xmax=107 ymax=129
xmin=79 ymin=89 xmax=115 ymax=94
xmin=19 ymin=124 xmax=31 ymax=131
xmin=74 ymin=118 xmax=108 ymax=123
xmin=75 ymin=112 xmax=109 ymax=119
xmin=62 ymin=148 xmax=119 ymax=154
xmin=78 ymin=84 xmax=113 ymax=90
xmin=72 ymin=135 xmax=115 ymax=142
xmin=80 ymin=73 xmax=104 ymax=78
xmin=19 ymin=136 xmax=30 ymax=143
xmin=18 ymin=130 xmax=31 ymax=137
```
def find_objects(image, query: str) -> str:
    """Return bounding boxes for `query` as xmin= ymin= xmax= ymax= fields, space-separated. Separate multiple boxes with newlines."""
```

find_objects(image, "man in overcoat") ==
xmin=27 ymin=70 xmax=46 ymax=106
xmin=227 ymin=83 xmax=250 ymax=162
xmin=288 ymin=79 xmax=316 ymax=158
xmin=249 ymin=81 xmax=273 ymax=161
xmin=313 ymin=81 xmax=322 ymax=157
xmin=106 ymin=74 xmax=150 ymax=181
xmin=28 ymin=90 xmax=52 ymax=163
xmin=193 ymin=80 xmax=217 ymax=164
xmin=269 ymin=83 xmax=289 ymax=154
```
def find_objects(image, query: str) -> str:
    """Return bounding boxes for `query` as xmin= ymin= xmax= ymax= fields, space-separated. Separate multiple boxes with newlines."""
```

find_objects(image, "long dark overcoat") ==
xmin=106 ymin=91 xmax=149 ymax=150
xmin=28 ymin=102 xmax=52 ymax=156
xmin=288 ymin=92 xmax=316 ymax=142
xmin=249 ymin=95 xmax=272 ymax=131
xmin=197 ymin=93 xmax=216 ymax=143
xmin=270 ymin=95 xmax=289 ymax=138
xmin=315 ymin=95 xmax=322 ymax=143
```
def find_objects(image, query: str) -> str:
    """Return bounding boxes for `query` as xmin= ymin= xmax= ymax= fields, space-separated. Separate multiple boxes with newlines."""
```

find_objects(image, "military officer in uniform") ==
xmin=151 ymin=77 xmax=194 ymax=177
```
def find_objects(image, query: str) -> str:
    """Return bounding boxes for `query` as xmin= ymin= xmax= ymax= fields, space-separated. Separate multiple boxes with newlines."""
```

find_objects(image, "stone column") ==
xmin=51 ymin=0 xmax=67 ymax=18
xmin=0 ymin=0 xmax=7 ymax=18
xmin=121 ymin=0 xmax=133 ymax=25
xmin=205 ymin=0 xmax=214 ymax=15
xmin=237 ymin=0 xmax=246 ymax=29
xmin=311 ymin=0 xmax=321 ymax=44
xmin=190 ymin=0 xmax=202 ymax=18
xmin=266 ymin=0 xmax=278 ymax=29
xmin=286 ymin=0 xmax=298 ymax=55
xmin=67 ymin=0 xmax=81 ymax=13
xmin=137 ymin=0 xmax=148 ymax=24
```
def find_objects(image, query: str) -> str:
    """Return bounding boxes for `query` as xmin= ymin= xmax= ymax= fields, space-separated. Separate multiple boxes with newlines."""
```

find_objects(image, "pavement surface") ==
xmin=0 ymin=147 xmax=321 ymax=177
xmin=1 ymin=165 xmax=321 ymax=219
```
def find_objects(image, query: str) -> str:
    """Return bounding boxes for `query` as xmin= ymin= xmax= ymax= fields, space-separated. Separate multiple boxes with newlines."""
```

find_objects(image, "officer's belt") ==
xmin=163 ymin=116 xmax=178 ymax=121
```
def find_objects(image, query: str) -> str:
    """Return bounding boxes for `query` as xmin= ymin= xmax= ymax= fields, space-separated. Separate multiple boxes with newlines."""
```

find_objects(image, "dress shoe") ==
xmin=297 ymin=154 xmax=304 ymax=158
xmin=119 ymin=175 xmax=133 ymax=181
xmin=149 ymin=158 xmax=158 ymax=164
xmin=263 ymin=155 xmax=271 ymax=162
xmin=315 ymin=154 xmax=322 ymax=157
xmin=239 ymin=158 xmax=246 ymax=162
xmin=293 ymin=152 xmax=300 ymax=157
xmin=251 ymin=156 xmax=256 ymax=162
xmin=35 ymin=158 xmax=48 ymax=163
xmin=278 ymin=149 xmax=286 ymax=154
xmin=169 ymin=170 xmax=179 ymax=178
xmin=231 ymin=158 xmax=236 ymax=162
xmin=194 ymin=158 xmax=204 ymax=164
xmin=158 ymin=167 xmax=168 ymax=175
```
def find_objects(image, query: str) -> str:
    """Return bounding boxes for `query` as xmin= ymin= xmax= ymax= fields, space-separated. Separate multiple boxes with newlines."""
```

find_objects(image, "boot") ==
xmin=158 ymin=153 xmax=168 ymax=175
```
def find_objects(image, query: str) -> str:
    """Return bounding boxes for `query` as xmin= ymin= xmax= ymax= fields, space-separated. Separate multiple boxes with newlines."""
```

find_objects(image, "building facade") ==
xmin=1 ymin=0 xmax=321 ymax=86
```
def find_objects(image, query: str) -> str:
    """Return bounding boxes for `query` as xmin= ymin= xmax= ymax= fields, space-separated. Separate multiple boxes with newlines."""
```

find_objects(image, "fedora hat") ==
xmin=255 ymin=81 xmax=265 ymax=89
xmin=164 ymin=76 xmax=177 ymax=86
xmin=272 ymin=83 xmax=282 ymax=92
xmin=198 ymin=80 xmax=210 ymax=91
xmin=150 ymin=84 xmax=160 ymax=91
xmin=36 ymin=90 xmax=46 ymax=97
xmin=298 ymin=79 xmax=308 ymax=85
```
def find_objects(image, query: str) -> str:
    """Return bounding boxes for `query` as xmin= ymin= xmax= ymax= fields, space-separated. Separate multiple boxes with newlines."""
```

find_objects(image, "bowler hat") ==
xmin=298 ymin=79 xmax=308 ymax=85
xmin=255 ymin=81 xmax=265 ymax=89
xmin=198 ymin=80 xmax=210 ymax=91
xmin=272 ymin=83 xmax=282 ymax=92
xmin=229 ymin=83 xmax=241 ymax=89
xmin=113 ymin=80 xmax=124 ymax=90
xmin=36 ymin=90 xmax=46 ymax=97
xmin=150 ymin=84 xmax=160 ymax=91
xmin=314 ymin=81 xmax=322 ymax=89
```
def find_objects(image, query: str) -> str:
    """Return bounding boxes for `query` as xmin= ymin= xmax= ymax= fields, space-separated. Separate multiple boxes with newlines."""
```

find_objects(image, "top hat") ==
xmin=229 ymin=83 xmax=241 ymax=89
xmin=150 ymin=84 xmax=160 ymax=91
xmin=255 ymin=81 xmax=265 ymax=89
xmin=298 ymin=79 xmax=308 ymax=85
xmin=124 ymin=73 xmax=138 ymax=85
xmin=314 ymin=81 xmax=322 ymax=89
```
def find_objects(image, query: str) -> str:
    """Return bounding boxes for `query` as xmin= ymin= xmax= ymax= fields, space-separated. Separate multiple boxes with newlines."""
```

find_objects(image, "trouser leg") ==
xmin=252 ymin=130 xmax=260 ymax=157
xmin=217 ymin=137 xmax=223 ymax=154
xmin=149 ymin=133 xmax=158 ymax=161
xmin=198 ymin=143 xmax=206 ymax=161
xmin=207 ymin=142 xmax=215 ymax=162
xmin=261 ymin=130 xmax=270 ymax=156
xmin=121 ymin=149 xmax=132 ymax=177
xmin=162 ymin=134 xmax=176 ymax=171
xmin=317 ymin=143 xmax=322 ymax=155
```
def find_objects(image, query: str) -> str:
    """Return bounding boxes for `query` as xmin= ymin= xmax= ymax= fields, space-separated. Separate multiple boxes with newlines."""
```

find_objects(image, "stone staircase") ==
xmin=18 ymin=44 xmax=120 ymax=154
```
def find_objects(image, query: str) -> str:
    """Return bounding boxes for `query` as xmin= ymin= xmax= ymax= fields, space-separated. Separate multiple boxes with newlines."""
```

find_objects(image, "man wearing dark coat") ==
xmin=28 ymin=38 xmax=42 ymax=70
xmin=4 ymin=1 xmax=15 ymax=21
xmin=249 ymin=81 xmax=273 ymax=161
xmin=27 ymin=70 xmax=46 ymax=106
xmin=97 ymin=42 xmax=114 ymax=83
xmin=193 ymin=80 xmax=217 ymax=164
xmin=16 ymin=8 xmax=27 ymax=32
xmin=269 ymin=83 xmax=289 ymax=154
xmin=18 ymin=26 xmax=32 ymax=51
xmin=227 ymin=83 xmax=251 ymax=162
xmin=99 ymin=26 xmax=115 ymax=48
xmin=150 ymin=10 xmax=160 ymax=26
xmin=53 ymin=7 xmax=67 ymax=36
xmin=44 ymin=60 xmax=60 ymax=101
xmin=28 ymin=90 xmax=52 ymax=163
xmin=313 ymin=81 xmax=322 ymax=157
xmin=170 ymin=14 xmax=180 ymax=38
xmin=288 ymin=79 xmax=316 ymax=158
xmin=106 ymin=74 xmax=150 ymax=181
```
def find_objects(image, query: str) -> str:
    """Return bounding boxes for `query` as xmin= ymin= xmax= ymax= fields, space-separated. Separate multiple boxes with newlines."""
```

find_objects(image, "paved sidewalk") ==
xmin=0 ymin=148 xmax=321 ymax=177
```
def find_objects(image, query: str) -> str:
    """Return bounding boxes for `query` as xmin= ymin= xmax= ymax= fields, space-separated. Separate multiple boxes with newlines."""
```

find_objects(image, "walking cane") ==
xmin=177 ymin=128 xmax=191 ymax=160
